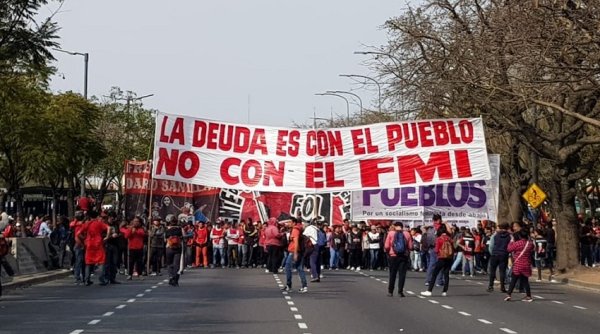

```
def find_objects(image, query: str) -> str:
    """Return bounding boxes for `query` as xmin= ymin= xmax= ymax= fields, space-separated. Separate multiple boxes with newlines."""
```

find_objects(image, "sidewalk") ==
xmin=2 ymin=269 xmax=71 ymax=290
xmin=553 ymin=266 xmax=600 ymax=292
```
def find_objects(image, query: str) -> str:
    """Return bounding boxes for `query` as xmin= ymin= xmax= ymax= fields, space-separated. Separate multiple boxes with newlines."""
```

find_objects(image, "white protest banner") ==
xmin=152 ymin=112 xmax=490 ymax=192
xmin=351 ymin=155 xmax=500 ymax=227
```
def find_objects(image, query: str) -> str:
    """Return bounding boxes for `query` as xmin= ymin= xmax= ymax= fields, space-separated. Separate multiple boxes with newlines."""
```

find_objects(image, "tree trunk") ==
xmin=552 ymin=172 xmax=580 ymax=272
xmin=67 ymin=178 xmax=75 ymax=218
xmin=0 ymin=190 xmax=6 ymax=212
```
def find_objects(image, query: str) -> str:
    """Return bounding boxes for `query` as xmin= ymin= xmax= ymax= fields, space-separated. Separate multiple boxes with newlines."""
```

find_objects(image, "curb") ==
xmin=2 ymin=269 xmax=72 ymax=291
xmin=564 ymin=278 xmax=600 ymax=293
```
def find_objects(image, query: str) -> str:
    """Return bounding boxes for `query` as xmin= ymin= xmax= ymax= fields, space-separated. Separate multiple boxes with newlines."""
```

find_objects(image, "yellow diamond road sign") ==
xmin=523 ymin=183 xmax=547 ymax=209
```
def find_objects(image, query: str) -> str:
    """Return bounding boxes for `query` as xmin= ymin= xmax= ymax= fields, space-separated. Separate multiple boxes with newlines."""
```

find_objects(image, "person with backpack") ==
xmin=487 ymin=222 xmax=512 ymax=293
xmin=165 ymin=219 xmax=184 ymax=286
xmin=282 ymin=218 xmax=308 ymax=293
xmin=421 ymin=224 xmax=454 ymax=297
xmin=385 ymin=222 xmax=413 ymax=297
xmin=303 ymin=219 xmax=320 ymax=282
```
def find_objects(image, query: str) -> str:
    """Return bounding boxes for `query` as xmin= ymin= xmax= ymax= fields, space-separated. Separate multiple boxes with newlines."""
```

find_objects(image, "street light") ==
xmin=326 ymin=90 xmax=363 ymax=121
xmin=315 ymin=93 xmax=350 ymax=123
xmin=310 ymin=108 xmax=334 ymax=128
xmin=53 ymin=48 xmax=89 ymax=198
xmin=53 ymin=48 xmax=89 ymax=100
xmin=339 ymin=74 xmax=382 ymax=113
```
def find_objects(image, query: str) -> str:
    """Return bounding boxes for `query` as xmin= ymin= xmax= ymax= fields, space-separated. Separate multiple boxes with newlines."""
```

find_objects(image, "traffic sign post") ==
xmin=522 ymin=183 xmax=547 ymax=209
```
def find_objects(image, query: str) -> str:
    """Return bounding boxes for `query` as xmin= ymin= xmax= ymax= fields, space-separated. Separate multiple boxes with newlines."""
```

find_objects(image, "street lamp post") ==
xmin=327 ymin=90 xmax=363 ymax=121
xmin=53 ymin=48 xmax=90 ymax=197
xmin=339 ymin=74 xmax=382 ymax=113
xmin=315 ymin=93 xmax=350 ymax=123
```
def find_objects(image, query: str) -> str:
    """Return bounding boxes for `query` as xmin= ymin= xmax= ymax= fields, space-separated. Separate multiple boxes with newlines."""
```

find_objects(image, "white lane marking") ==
xmin=478 ymin=319 xmax=492 ymax=324
xmin=103 ymin=312 xmax=114 ymax=317
xmin=458 ymin=311 xmax=471 ymax=316
xmin=127 ymin=299 xmax=136 ymax=303
xmin=282 ymin=291 xmax=288 ymax=295
xmin=69 ymin=330 xmax=84 ymax=334
xmin=406 ymin=291 xmax=415 ymax=295
xmin=428 ymin=300 xmax=439 ymax=304
xmin=500 ymin=328 xmax=517 ymax=334
xmin=552 ymin=301 xmax=564 ymax=304
xmin=158 ymin=282 xmax=164 ymax=285
xmin=145 ymin=289 xmax=152 ymax=292
xmin=476 ymin=282 xmax=484 ymax=285
xmin=163 ymin=279 xmax=169 ymax=282
xmin=441 ymin=305 xmax=453 ymax=310
xmin=533 ymin=295 xmax=544 ymax=299
xmin=417 ymin=295 xmax=425 ymax=299
xmin=284 ymin=296 xmax=292 ymax=300
xmin=152 ymin=286 xmax=158 ymax=289
xmin=465 ymin=280 xmax=472 ymax=282
xmin=278 ymin=284 xmax=284 ymax=288
xmin=116 ymin=305 xmax=126 ymax=309
xmin=369 ymin=276 xmax=374 ymax=278
xmin=290 ymin=307 xmax=298 ymax=312
xmin=375 ymin=278 xmax=382 ymax=281
xmin=574 ymin=305 xmax=587 ymax=310
xmin=136 ymin=294 xmax=144 ymax=297
xmin=88 ymin=320 xmax=101 ymax=325
xmin=298 ymin=323 xmax=308 ymax=329
xmin=294 ymin=314 xmax=303 ymax=319
xmin=287 ymin=301 xmax=295 ymax=305
xmin=382 ymin=281 xmax=388 ymax=284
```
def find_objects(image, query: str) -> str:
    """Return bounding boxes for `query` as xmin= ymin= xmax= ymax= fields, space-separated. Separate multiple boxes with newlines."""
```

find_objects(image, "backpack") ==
xmin=317 ymin=230 xmax=327 ymax=247
xmin=439 ymin=237 xmax=454 ymax=259
xmin=0 ymin=237 xmax=9 ymax=257
xmin=393 ymin=231 xmax=407 ymax=255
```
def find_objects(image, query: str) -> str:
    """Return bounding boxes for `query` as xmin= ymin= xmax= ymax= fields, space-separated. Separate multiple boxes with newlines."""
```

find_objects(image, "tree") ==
xmin=31 ymin=92 xmax=104 ymax=218
xmin=374 ymin=0 xmax=600 ymax=270
xmin=0 ymin=0 xmax=60 ymax=216
xmin=90 ymin=87 xmax=155 ymax=212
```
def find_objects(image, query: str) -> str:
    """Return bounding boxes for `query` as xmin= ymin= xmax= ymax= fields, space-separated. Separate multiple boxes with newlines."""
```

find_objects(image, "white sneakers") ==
xmin=298 ymin=287 xmax=308 ymax=293
xmin=442 ymin=292 xmax=447 ymax=297
xmin=420 ymin=291 xmax=432 ymax=297
xmin=350 ymin=267 xmax=355 ymax=270
xmin=356 ymin=267 xmax=361 ymax=272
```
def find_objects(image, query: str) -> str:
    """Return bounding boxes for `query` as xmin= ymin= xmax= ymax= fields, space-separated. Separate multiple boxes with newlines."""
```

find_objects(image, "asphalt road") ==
xmin=1 ymin=267 xmax=599 ymax=334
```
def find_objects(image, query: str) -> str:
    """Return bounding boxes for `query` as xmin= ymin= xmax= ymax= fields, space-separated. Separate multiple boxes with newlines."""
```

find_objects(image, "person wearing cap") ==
xmin=425 ymin=214 xmax=445 ymax=287
xmin=384 ymin=222 xmax=413 ymax=297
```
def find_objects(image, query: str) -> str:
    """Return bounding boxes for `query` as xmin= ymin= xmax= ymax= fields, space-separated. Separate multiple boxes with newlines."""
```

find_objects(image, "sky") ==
xmin=48 ymin=0 xmax=408 ymax=127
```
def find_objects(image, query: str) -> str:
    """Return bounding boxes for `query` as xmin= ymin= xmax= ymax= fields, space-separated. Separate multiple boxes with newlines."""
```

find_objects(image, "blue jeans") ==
xmin=74 ymin=245 xmax=85 ymax=282
xmin=370 ymin=249 xmax=379 ymax=269
xmin=212 ymin=247 xmax=225 ymax=267
xmin=451 ymin=252 xmax=464 ymax=271
xmin=426 ymin=248 xmax=443 ymax=285
xmin=330 ymin=248 xmax=340 ymax=269
xmin=285 ymin=253 xmax=307 ymax=289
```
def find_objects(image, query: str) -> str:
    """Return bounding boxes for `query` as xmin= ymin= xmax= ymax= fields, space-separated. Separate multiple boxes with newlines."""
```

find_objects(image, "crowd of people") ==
xmin=1 ymin=207 xmax=600 ymax=300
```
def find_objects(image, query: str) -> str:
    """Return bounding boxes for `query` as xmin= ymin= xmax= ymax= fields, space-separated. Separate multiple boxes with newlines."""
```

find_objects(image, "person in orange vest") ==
xmin=122 ymin=217 xmax=146 ymax=280
xmin=79 ymin=210 xmax=110 ymax=286
xmin=194 ymin=221 xmax=209 ymax=268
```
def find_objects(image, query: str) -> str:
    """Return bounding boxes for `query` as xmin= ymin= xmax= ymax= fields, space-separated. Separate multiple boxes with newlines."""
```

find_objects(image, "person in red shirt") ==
xmin=122 ymin=217 xmax=146 ymax=280
xmin=421 ymin=224 xmax=454 ymax=297
xmin=194 ymin=221 xmax=209 ymax=268
xmin=79 ymin=210 xmax=110 ymax=286
xmin=70 ymin=211 xmax=86 ymax=284
xmin=282 ymin=218 xmax=308 ymax=293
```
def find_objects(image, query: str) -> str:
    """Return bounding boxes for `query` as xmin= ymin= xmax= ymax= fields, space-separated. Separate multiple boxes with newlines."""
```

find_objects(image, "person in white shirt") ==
xmin=367 ymin=225 xmax=381 ymax=270
xmin=38 ymin=218 xmax=52 ymax=237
